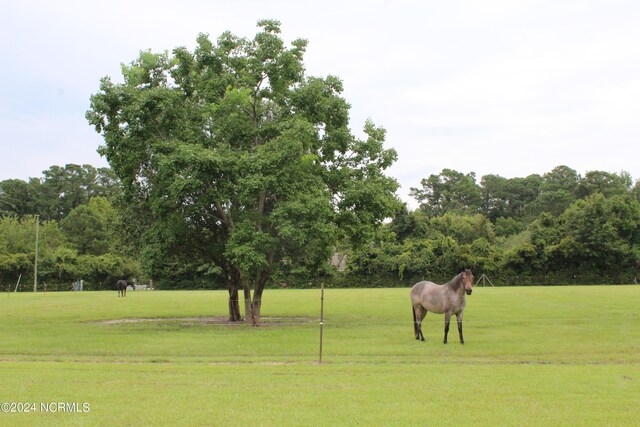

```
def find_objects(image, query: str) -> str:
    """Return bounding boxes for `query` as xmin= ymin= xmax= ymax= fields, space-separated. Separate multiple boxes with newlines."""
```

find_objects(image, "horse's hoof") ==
xmin=443 ymin=340 xmax=448 ymax=344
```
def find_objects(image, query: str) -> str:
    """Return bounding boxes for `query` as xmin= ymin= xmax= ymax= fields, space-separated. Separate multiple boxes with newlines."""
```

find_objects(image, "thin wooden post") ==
xmin=319 ymin=282 xmax=325 ymax=364
xmin=33 ymin=215 xmax=39 ymax=292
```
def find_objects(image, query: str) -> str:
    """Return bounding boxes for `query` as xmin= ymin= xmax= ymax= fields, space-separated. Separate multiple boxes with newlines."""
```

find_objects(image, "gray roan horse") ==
xmin=410 ymin=269 xmax=474 ymax=344
xmin=117 ymin=280 xmax=129 ymax=297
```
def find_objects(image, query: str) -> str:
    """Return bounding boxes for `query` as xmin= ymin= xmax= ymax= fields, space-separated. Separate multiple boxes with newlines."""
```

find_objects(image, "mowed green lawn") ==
xmin=1 ymin=286 xmax=639 ymax=426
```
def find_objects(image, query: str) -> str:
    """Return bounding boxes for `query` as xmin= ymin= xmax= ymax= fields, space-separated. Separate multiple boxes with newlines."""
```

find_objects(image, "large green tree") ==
xmin=0 ymin=178 xmax=42 ymax=217
xmin=87 ymin=20 xmax=399 ymax=323
xmin=0 ymin=164 xmax=119 ymax=221
xmin=410 ymin=168 xmax=482 ymax=216
xmin=553 ymin=194 xmax=640 ymax=272
xmin=577 ymin=170 xmax=632 ymax=199
xmin=39 ymin=164 xmax=120 ymax=220
xmin=532 ymin=165 xmax=580 ymax=216
xmin=60 ymin=197 xmax=117 ymax=256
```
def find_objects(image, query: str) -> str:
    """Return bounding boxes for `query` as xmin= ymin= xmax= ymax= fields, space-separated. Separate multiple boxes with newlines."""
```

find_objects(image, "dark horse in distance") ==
xmin=410 ymin=269 xmax=474 ymax=344
xmin=117 ymin=280 xmax=129 ymax=297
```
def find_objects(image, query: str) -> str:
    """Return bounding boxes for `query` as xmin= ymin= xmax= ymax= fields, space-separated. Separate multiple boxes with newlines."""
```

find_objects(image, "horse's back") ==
xmin=410 ymin=281 xmax=437 ymax=303
xmin=412 ymin=281 xmax=450 ymax=313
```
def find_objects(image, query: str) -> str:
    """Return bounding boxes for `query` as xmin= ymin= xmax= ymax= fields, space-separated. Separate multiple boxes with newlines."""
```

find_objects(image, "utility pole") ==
xmin=34 ymin=215 xmax=39 ymax=292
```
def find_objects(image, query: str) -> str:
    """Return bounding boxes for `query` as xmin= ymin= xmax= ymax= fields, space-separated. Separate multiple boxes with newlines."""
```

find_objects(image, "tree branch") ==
xmin=214 ymin=200 xmax=234 ymax=228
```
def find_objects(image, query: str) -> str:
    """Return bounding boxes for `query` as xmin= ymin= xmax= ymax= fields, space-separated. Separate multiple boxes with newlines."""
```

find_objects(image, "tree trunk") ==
xmin=227 ymin=275 xmax=242 ymax=322
xmin=228 ymin=287 xmax=241 ymax=321
xmin=242 ymin=278 xmax=253 ymax=324
xmin=251 ymin=295 xmax=262 ymax=325
xmin=249 ymin=270 xmax=268 ymax=325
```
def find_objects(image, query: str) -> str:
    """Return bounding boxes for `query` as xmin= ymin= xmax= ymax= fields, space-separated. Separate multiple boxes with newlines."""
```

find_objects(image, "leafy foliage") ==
xmin=86 ymin=20 xmax=399 ymax=320
xmin=349 ymin=166 xmax=640 ymax=285
xmin=0 ymin=170 xmax=137 ymax=290
xmin=0 ymin=164 xmax=119 ymax=221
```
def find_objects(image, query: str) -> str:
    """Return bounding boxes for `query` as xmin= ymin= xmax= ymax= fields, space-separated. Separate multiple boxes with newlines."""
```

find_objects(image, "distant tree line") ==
xmin=0 ymin=164 xmax=138 ymax=290
xmin=2 ymin=163 xmax=638 ymax=290
xmin=346 ymin=166 xmax=640 ymax=286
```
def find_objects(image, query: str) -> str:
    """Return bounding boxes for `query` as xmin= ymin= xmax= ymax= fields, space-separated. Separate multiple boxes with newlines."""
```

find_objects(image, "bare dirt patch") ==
xmin=97 ymin=316 xmax=317 ymax=326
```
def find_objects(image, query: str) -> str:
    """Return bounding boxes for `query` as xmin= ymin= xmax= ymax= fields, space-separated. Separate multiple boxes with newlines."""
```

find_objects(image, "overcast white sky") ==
xmin=1 ymin=0 xmax=639 ymax=207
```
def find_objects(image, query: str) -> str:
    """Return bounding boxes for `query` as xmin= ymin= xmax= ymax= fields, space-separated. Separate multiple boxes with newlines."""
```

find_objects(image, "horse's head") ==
xmin=463 ymin=269 xmax=474 ymax=295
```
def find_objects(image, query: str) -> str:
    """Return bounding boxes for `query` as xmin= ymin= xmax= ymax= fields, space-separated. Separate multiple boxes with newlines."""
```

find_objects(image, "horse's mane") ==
xmin=446 ymin=272 xmax=464 ymax=291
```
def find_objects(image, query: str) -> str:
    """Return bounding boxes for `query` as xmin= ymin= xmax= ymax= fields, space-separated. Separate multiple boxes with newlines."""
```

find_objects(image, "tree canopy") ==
xmin=86 ymin=20 xmax=399 ymax=323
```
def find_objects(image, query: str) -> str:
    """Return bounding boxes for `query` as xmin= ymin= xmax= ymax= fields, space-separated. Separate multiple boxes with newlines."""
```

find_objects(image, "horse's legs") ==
xmin=411 ymin=304 xmax=420 ymax=340
xmin=457 ymin=313 xmax=464 ymax=344
xmin=443 ymin=313 xmax=451 ymax=344
xmin=414 ymin=306 xmax=426 ymax=341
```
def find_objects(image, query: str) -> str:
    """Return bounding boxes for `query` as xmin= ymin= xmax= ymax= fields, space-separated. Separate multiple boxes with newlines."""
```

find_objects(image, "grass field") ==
xmin=1 ymin=286 xmax=639 ymax=426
